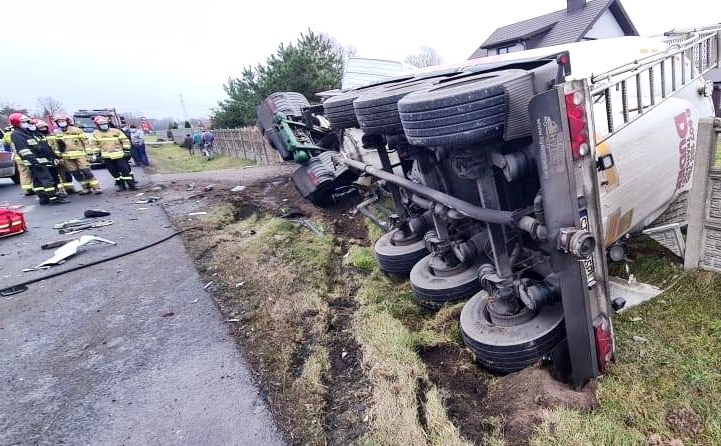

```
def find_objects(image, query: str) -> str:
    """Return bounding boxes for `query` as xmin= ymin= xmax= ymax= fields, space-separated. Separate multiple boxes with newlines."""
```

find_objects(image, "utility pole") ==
xmin=179 ymin=94 xmax=189 ymax=126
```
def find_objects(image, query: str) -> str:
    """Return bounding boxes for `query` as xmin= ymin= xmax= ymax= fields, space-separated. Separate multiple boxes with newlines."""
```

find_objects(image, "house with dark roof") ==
xmin=469 ymin=0 xmax=638 ymax=59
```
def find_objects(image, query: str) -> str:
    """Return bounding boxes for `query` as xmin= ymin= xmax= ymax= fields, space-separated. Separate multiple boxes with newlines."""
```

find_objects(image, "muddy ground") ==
xmin=153 ymin=174 xmax=597 ymax=446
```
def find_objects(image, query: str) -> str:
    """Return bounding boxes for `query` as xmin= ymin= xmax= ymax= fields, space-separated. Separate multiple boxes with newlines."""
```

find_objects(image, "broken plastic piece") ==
xmin=231 ymin=185 xmax=246 ymax=192
xmin=59 ymin=220 xmax=114 ymax=235
xmin=30 ymin=235 xmax=117 ymax=270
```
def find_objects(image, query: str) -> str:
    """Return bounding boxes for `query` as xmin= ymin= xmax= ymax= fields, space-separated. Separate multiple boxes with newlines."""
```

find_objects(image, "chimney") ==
xmin=567 ymin=0 xmax=586 ymax=12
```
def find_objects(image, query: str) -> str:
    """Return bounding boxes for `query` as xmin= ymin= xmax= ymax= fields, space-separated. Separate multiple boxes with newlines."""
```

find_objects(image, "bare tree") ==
xmin=323 ymin=33 xmax=357 ymax=72
xmin=404 ymin=46 xmax=444 ymax=68
xmin=0 ymin=99 xmax=28 ymax=126
xmin=36 ymin=96 xmax=65 ymax=117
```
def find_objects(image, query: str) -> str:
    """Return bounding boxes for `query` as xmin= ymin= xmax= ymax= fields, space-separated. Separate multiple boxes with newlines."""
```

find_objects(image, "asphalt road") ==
xmin=0 ymin=167 xmax=286 ymax=446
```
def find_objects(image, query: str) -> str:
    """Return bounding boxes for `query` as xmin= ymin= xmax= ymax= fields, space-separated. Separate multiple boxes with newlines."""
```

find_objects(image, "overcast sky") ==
xmin=1 ymin=0 xmax=717 ymax=120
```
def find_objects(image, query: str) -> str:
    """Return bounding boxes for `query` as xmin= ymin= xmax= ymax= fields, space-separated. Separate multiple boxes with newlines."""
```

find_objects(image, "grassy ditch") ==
xmin=185 ymin=196 xmax=720 ymax=446
xmin=147 ymin=143 xmax=254 ymax=173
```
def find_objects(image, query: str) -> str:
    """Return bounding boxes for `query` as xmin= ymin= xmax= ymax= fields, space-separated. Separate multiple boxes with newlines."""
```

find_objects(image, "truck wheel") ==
xmin=11 ymin=164 xmax=21 ymax=185
xmin=266 ymin=92 xmax=310 ymax=116
xmin=374 ymin=228 xmax=428 ymax=276
xmin=323 ymin=76 xmax=417 ymax=130
xmin=353 ymin=77 xmax=450 ymax=136
xmin=410 ymin=254 xmax=483 ymax=310
xmin=398 ymin=70 xmax=534 ymax=147
xmin=459 ymin=291 xmax=565 ymax=373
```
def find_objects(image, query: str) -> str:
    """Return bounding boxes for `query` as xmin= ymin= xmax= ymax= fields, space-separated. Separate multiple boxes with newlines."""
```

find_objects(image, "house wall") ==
xmin=584 ymin=9 xmax=625 ymax=40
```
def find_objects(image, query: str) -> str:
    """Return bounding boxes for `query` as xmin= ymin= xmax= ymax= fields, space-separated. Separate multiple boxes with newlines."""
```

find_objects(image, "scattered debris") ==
xmin=235 ymin=281 xmax=245 ymax=288
xmin=136 ymin=197 xmax=160 ymax=204
xmin=59 ymin=220 xmax=114 ymax=235
xmin=203 ymin=184 xmax=214 ymax=192
xmin=633 ymin=335 xmax=649 ymax=343
xmin=138 ymin=208 xmax=149 ymax=211
xmin=288 ymin=219 xmax=323 ymax=236
xmin=135 ymin=192 xmax=145 ymax=197
xmin=190 ymin=298 xmax=199 ymax=304
xmin=188 ymin=212 xmax=207 ymax=216
xmin=150 ymin=186 xmax=164 ymax=192
xmin=226 ymin=318 xmax=240 ymax=323
xmin=280 ymin=208 xmax=305 ymax=219
xmin=84 ymin=209 xmax=111 ymax=218
xmin=52 ymin=219 xmax=89 ymax=230
xmin=162 ymin=311 xmax=175 ymax=317
xmin=25 ymin=235 xmax=116 ymax=271
xmin=187 ymin=183 xmax=196 ymax=191
xmin=630 ymin=316 xmax=643 ymax=322
xmin=231 ymin=185 xmax=246 ymax=192
xmin=203 ymin=281 xmax=213 ymax=290
xmin=41 ymin=240 xmax=73 ymax=250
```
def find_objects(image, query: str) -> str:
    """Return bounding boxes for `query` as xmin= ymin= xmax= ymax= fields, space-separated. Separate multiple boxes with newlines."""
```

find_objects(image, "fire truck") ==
xmin=258 ymin=28 xmax=720 ymax=387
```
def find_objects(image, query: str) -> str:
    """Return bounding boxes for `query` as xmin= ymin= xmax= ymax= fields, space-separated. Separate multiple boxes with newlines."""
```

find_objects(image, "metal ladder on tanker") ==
xmin=586 ymin=26 xmax=721 ymax=258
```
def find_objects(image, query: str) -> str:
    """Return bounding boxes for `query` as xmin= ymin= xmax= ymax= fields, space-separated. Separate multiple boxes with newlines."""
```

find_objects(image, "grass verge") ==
xmin=531 ymin=240 xmax=721 ymax=446
xmin=147 ymin=143 xmax=254 ymax=173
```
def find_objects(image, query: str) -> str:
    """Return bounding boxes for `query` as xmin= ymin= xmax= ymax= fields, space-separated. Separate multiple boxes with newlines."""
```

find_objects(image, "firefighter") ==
xmin=8 ymin=113 xmax=68 ymax=204
xmin=52 ymin=114 xmax=103 ymax=194
xmin=32 ymin=118 xmax=73 ymax=196
xmin=3 ymin=125 xmax=34 ymax=195
xmin=92 ymin=115 xmax=137 ymax=191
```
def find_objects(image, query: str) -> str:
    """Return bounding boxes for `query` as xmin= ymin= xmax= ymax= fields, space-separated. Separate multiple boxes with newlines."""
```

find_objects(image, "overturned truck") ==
xmin=257 ymin=31 xmax=720 ymax=387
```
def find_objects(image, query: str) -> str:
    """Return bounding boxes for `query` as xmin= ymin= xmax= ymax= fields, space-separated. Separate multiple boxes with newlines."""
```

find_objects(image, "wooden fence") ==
xmin=212 ymin=128 xmax=281 ymax=165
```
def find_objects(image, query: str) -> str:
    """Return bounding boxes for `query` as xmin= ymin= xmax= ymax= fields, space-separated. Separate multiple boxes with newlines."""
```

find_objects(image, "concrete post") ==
xmin=684 ymin=117 xmax=721 ymax=270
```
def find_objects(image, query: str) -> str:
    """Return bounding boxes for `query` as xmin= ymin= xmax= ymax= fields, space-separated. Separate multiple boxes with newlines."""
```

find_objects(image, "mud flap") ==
xmin=529 ymin=88 xmax=600 ymax=387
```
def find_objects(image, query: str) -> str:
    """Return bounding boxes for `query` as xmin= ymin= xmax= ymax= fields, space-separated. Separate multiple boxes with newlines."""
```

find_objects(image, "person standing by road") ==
xmin=129 ymin=124 xmax=149 ymax=167
xmin=8 ymin=113 xmax=68 ymax=204
xmin=92 ymin=116 xmax=137 ymax=192
xmin=192 ymin=129 xmax=202 ymax=155
xmin=53 ymin=114 xmax=103 ymax=194
xmin=201 ymin=130 xmax=215 ymax=160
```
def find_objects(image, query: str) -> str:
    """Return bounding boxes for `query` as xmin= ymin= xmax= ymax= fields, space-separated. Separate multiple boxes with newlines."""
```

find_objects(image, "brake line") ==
xmin=0 ymin=227 xmax=201 ymax=297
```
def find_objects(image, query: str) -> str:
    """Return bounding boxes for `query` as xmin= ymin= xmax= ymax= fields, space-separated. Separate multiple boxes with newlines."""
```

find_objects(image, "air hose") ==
xmin=0 ymin=227 xmax=201 ymax=297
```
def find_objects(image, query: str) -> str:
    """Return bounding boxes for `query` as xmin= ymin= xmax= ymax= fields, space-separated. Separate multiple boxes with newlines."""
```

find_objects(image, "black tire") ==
xmin=398 ymin=70 xmax=534 ymax=147
xmin=11 ymin=163 xmax=21 ymax=185
xmin=257 ymin=92 xmax=311 ymax=133
xmin=460 ymin=291 xmax=565 ymax=373
xmin=410 ymin=254 xmax=483 ymax=310
xmin=323 ymin=76 xmax=417 ymax=130
xmin=353 ymin=77 xmax=450 ymax=136
xmin=374 ymin=229 xmax=428 ymax=276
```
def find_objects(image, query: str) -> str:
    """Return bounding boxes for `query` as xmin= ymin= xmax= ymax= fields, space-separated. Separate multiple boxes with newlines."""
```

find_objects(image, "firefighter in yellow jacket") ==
xmin=52 ymin=114 xmax=103 ymax=194
xmin=92 ymin=116 xmax=137 ymax=191
xmin=3 ymin=126 xmax=34 ymax=195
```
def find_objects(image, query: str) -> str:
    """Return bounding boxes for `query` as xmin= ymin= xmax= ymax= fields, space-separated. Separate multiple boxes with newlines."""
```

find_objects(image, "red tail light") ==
xmin=593 ymin=315 xmax=613 ymax=374
xmin=308 ymin=171 xmax=319 ymax=186
xmin=565 ymin=90 xmax=590 ymax=160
